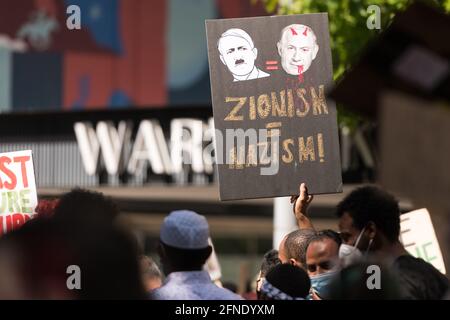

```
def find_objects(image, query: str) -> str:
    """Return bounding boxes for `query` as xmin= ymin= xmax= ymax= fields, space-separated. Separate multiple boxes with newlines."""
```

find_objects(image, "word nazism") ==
xmin=223 ymin=85 xmax=329 ymax=169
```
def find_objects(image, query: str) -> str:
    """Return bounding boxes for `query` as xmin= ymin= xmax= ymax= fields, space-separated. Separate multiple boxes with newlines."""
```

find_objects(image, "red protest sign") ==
xmin=0 ymin=150 xmax=38 ymax=235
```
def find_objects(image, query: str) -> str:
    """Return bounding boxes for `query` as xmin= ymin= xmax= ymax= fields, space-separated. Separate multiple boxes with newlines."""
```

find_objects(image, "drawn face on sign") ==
xmin=218 ymin=28 xmax=270 ymax=81
xmin=277 ymin=24 xmax=319 ymax=76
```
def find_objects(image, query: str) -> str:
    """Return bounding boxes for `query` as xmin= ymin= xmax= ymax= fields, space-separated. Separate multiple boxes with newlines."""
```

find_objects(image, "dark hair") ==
xmin=336 ymin=186 xmax=400 ymax=242
xmin=35 ymin=199 xmax=60 ymax=218
xmin=161 ymin=242 xmax=211 ymax=271
xmin=53 ymin=188 xmax=119 ymax=226
xmin=285 ymin=229 xmax=316 ymax=267
xmin=310 ymin=229 xmax=342 ymax=247
xmin=0 ymin=217 xmax=76 ymax=299
xmin=76 ymin=225 xmax=146 ymax=299
xmin=0 ymin=216 xmax=146 ymax=299
xmin=265 ymin=264 xmax=311 ymax=299
xmin=260 ymin=249 xmax=281 ymax=277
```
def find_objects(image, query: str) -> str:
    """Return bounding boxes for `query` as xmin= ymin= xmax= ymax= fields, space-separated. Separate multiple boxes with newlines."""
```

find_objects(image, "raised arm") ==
xmin=290 ymin=183 xmax=315 ymax=230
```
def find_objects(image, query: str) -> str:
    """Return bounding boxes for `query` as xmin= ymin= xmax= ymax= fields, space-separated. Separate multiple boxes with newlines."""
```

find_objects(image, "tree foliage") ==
xmin=261 ymin=0 xmax=449 ymax=79
xmin=259 ymin=0 xmax=450 ymax=128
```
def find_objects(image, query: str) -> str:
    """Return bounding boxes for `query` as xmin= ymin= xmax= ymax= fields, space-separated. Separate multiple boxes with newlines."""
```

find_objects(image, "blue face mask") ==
xmin=309 ymin=270 xmax=338 ymax=299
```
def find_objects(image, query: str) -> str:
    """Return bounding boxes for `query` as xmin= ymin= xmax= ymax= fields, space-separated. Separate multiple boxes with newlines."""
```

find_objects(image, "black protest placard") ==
xmin=206 ymin=14 xmax=342 ymax=200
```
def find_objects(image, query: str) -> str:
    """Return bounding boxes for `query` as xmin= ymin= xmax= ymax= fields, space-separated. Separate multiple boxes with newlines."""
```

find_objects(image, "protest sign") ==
xmin=400 ymin=208 xmax=446 ymax=274
xmin=0 ymin=150 xmax=38 ymax=235
xmin=206 ymin=14 xmax=342 ymax=200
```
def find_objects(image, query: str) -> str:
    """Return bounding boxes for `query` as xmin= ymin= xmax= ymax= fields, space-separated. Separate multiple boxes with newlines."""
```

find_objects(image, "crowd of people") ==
xmin=0 ymin=183 xmax=448 ymax=300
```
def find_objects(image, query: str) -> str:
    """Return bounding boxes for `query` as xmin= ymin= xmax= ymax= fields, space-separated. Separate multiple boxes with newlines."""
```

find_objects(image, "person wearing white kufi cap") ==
xmin=151 ymin=210 xmax=242 ymax=300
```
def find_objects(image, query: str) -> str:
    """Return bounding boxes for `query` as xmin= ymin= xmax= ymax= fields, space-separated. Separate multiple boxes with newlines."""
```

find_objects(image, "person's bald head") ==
xmin=278 ymin=234 xmax=289 ymax=263
xmin=280 ymin=229 xmax=316 ymax=269
xmin=277 ymin=24 xmax=319 ymax=76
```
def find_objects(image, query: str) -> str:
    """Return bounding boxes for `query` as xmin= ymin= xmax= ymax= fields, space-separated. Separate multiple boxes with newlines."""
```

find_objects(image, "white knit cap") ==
xmin=160 ymin=210 xmax=210 ymax=249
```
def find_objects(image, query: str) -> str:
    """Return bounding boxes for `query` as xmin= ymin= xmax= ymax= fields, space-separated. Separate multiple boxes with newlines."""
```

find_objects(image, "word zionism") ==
xmin=224 ymin=85 xmax=328 ymax=121
xmin=222 ymin=85 xmax=329 ymax=172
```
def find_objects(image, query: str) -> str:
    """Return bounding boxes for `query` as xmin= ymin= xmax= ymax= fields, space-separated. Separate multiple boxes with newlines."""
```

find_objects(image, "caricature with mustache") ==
xmin=217 ymin=28 xmax=270 ymax=82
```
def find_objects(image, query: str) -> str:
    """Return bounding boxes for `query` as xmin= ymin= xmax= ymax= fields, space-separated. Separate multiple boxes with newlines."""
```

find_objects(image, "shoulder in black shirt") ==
xmin=392 ymin=255 xmax=449 ymax=300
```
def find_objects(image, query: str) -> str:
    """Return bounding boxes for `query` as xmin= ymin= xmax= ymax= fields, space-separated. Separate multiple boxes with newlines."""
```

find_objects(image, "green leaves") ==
xmin=259 ymin=0 xmax=449 ymax=127
xmin=261 ymin=0 xmax=448 ymax=79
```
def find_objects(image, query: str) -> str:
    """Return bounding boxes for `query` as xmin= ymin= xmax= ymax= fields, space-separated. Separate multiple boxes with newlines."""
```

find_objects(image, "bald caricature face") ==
xmin=277 ymin=24 xmax=319 ymax=76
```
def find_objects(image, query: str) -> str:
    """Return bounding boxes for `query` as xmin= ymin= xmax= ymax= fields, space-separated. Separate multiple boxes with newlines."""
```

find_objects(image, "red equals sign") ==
xmin=265 ymin=60 xmax=278 ymax=70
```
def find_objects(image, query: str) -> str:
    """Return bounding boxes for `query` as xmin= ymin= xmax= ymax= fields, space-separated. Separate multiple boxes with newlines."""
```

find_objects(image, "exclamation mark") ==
xmin=318 ymin=133 xmax=325 ymax=162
